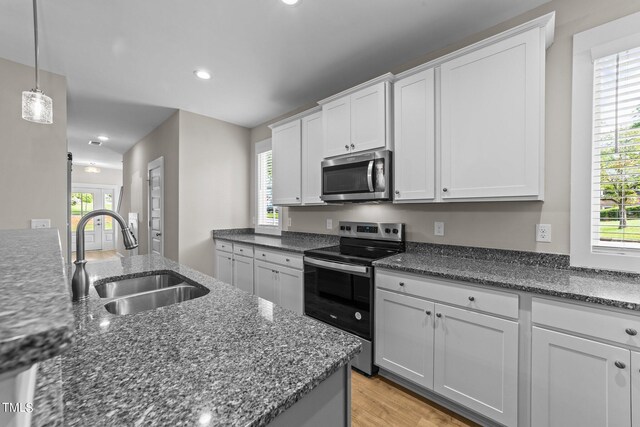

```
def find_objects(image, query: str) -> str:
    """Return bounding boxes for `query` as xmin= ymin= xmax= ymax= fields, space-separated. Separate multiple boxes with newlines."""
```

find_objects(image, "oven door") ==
xmin=303 ymin=257 xmax=372 ymax=340
xmin=321 ymin=150 xmax=391 ymax=202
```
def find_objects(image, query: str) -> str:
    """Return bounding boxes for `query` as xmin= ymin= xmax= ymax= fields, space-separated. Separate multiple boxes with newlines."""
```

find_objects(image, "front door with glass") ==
xmin=71 ymin=187 xmax=116 ymax=252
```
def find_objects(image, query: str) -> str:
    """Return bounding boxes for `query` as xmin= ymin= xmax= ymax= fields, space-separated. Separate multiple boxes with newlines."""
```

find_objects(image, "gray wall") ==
xmin=178 ymin=110 xmax=251 ymax=276
xmin=0 ymin=57 xmax=69 ymax=259
xmin=120 ymin=111 xmax=180 ymax=260
xmin=250 ymin=0 xmax=640 ymax=255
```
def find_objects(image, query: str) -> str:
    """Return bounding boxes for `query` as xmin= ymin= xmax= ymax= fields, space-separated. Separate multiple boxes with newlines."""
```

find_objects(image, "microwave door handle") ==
xmin=367 ymin=160 xmax=374 ymax=192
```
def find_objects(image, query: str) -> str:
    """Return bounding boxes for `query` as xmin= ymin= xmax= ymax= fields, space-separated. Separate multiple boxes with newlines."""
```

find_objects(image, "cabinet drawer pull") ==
xmin=615 ymin=361 xmax=626 ymax=369
xmin=345 ymin=145 xmax=349 ymax=151
xmin=436 ymin=313 xmax=442 ymax=318
xmin=262 ymin=254 xmax=266 ymax=257
xmin=468 ymin=296 xmax=475 ymax=302
xmin=442 ymin=188 xmax=448 ymax=193
xmin=350 ymin=143 xmax=355 ymax=149
xmin=626 ymin=328 xmax=637 ymax=336
xmin=425 ymin=310 xmax=431 ymax=316
xmin=286 ymin=258 xmax=290 ymax=262
xmin=399 ymin=282 xmax=405 ymax=287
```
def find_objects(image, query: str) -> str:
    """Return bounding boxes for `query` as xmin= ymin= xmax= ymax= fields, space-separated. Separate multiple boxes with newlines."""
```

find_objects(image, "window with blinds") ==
xmin=257 ymin=149 xmax=279 ymax=227
xmin=592 ymin=46 xmax=640 ymax=251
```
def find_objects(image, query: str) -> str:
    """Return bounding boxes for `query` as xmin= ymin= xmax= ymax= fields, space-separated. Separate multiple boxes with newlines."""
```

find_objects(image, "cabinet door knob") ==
xmin=395 ymin=190 xmax=400 ymax=195
xmin=399 ymin=282 xmax=405 ymax=287
xmin=350 ymin=143 xmax=355 ymax=149
xmin=286 ymin=258 xmax=290 ymax=262
xmin=626 ymin=328 xmax=637 ymax=336
xmin=262 ymin=254 xmax=266 ymax=257
xmin=296 ymin=196 xmax=300 ymax=200
xmin=436 ymin=313 xmax=442 ymax=318
xmin=615 ymin=361 xmax=626 ymax=369
xmin=442 ymin=188 xmax=448 ymax=193
xmin=425 ymin=310 xmax=431 ymax=316
xmin=468 ymin=296 xmax=475 ymax=302
xmin=345 ymin=145 xmax=349 ymax=150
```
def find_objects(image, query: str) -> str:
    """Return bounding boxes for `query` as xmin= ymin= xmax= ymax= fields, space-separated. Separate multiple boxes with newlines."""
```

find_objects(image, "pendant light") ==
xmin=22 ymin=0 xmax=53 ymax=124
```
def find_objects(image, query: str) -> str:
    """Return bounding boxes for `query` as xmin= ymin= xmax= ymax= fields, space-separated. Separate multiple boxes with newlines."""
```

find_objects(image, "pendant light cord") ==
xmin=33 ymin=0 xmax=39 ymax=90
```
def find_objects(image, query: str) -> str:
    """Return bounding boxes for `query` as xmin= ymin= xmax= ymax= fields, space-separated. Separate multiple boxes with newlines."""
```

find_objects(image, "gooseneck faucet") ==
xmin=72 ymin=209 xmax=138 ymax=301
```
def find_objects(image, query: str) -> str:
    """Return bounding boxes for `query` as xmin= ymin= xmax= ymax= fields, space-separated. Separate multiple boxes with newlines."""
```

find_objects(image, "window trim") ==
xmin=255 ymin=138 xmax=281 ymax=236
xmin=571 ymin=11 xmax=640 ymax=273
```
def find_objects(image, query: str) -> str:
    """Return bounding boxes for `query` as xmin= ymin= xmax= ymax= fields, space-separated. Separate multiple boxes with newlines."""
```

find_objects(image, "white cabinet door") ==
xmin=433 ymin=303 xmax=518 ymax=427
xmin=233 ymin=254 xmax=254 ymax=295
xmin=275 ymin=264 xmax=303 ymax=315
xmin=350 ymin=82 xmax=387 ymax=154
xmin=531 ymin=327 xmax=631 ymax=427
xmin=215 ymin=251 xmax=233 ymax=285
xmin=323 ymin=97 xmax=351 ymax=158
xmin=254 ymin=260 xmax=278 ymax=304
xmin=633 ymin=351 xmax=640 ymax=427
xmin=272 ymin=120 xmax=302 ymax=205
xmin=301 ymin=111 xmax=325 ymax=205
xmin=393 ymin=69 xmax=435 ymax=202
xmin=375 ymin=289 xmax=435 ymax=389
xmin=440 ymin=27 xmax=543 ymax=200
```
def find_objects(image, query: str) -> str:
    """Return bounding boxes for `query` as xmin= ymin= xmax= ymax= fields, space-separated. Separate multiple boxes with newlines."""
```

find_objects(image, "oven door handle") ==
xmin=367 ymin=160 xmax=374 ymax=192
xmin=304 ymin=257 xmax=371 ymax=277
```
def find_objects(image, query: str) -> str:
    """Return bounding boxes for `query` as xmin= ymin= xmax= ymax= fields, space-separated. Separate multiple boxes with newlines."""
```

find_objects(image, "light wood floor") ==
xmin=352 ymin=372 xmax=478 ymax=427
xmin=73 ymin=250 xmax=118 ymax=262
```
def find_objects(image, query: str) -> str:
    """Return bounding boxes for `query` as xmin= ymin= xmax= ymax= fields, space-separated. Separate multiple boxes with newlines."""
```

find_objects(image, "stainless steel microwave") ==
xmin=321 ymin=150 xmax=392 ymax=202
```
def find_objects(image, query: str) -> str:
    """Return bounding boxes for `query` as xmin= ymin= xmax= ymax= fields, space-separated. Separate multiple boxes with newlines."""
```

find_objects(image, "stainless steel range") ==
xmin=303 ymin=221 xmax=405 ymax=376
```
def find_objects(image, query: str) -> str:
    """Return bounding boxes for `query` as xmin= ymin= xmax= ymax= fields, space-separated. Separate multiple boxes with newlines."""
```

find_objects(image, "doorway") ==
xmin=148 ymin=157 xmax=164 ymax=256
xmin=71 ymin=185 xmax=117 ymax=254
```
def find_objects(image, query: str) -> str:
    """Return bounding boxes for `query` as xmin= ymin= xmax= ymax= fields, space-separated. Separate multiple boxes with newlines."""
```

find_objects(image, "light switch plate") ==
xmin=326 ymin=219 xmax=333 ymax=230
xmin=536 ymin=224 xmax=552 ymax=242
xmin=30 ymin=219 xmax=50 ymax=229
xmin=434 ymin=221 xmax=445 ymax=236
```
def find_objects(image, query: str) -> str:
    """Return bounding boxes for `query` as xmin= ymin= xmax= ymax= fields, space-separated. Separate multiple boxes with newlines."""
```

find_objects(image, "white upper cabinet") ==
xmin=320 ymin=74 xmax=393 ymax=158
xmin=301 ymin=111 xmax=325 ymax=205
xmin=440 ymin=27 xmax=545 ymax=200
xmin=271 ymin=120 xmax=302 ymax=205
xmin=393 ymin=68 xmax=436 ymax=202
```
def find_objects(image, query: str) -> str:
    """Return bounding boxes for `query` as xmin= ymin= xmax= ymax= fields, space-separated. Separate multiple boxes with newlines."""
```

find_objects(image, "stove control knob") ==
xmin=385 ymin=228 xmax=391 ymax=234
xmin=346 ymin=226 xmax=351 ymax=231
xmin=392 ymin=228 xmax=398 ymax=234
xmin=355 ymin=312 xmax=362 ymax=321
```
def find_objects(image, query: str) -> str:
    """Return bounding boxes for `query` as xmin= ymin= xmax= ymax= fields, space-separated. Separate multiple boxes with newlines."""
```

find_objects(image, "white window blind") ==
xmin=592 ymin=46 xmax=640 ymax=251
xmin=257 ymin=149 xmax=279 ymax=227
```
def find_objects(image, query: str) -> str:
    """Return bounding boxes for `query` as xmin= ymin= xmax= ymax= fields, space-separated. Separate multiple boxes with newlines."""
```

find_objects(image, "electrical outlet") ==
xmin=434 ymin=221 xmax=445 ymax=236
xmin=536 ymin=224 xmax=552 ymax=242
xmin=326 ymin=219 xmax=333 ymax=230
xmin=287 ymin=217 xmax=292 ymax=227
xmin=30 ymin=219 xmax=50 ymax=229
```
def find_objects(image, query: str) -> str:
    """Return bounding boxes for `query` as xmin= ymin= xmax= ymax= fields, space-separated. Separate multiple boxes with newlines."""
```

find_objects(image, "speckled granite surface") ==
xmin=212 ymin=229 xmax=339 ymax=254
xmin=0 ymin=229 xmax=75 ymax=375
xmin=374 ymin=246 xmax=640 ymax=311
xmin=33 ymin=357 xmax=64 ymax=427
xmin=54 ymin=255 xmax=360 ymax=426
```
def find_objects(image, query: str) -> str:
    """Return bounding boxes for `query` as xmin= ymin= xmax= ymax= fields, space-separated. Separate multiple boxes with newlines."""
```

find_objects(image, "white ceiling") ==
xmin=0 ymin=0 xmax=550 ymax=169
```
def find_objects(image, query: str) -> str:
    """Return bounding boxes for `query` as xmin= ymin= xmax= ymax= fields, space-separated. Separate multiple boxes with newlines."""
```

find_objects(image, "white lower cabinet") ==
xmin=375 ymin=289 xmax=435 ymax=389
xmin=375 ymin=269 xmax=519 ymax=426
xmin=633 ymin=352 xmax=640 ymax=427
xmin=233 ymin=254 xmax=254 ymax=294
xmin=531 ymin=327 xmax=632 ymax=427
xmin=215 ymin=250 xmax=233 ymax=285
xmin=433 ymin=304 xmax=518 ymax=426
xmin=254 ymin=259 xmax=303 ymax=315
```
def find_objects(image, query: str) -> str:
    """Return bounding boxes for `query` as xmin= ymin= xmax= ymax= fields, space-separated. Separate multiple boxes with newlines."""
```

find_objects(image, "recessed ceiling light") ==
xmin=194 ymin=70 xmax=211 ymax=80
xmin=97 ymin=135 xmax=109 ymax=141
xmin=88 ymin=140 xmax=102 ymax=146
xmin=84 ymin=165 xmax=101 ymax=174
xmin=281 ymin=0 xmax=299 ymax=4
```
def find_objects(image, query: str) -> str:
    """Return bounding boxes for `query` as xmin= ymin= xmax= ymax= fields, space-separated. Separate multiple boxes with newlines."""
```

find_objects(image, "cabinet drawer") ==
xmin=215 ymin=240 xmax=233 ymax=253
xmin=532 ymin=298 xmax=640 ymax=348
xmin=233 ymin=243 xmax=253 ymax=257
xmin=376 ymin=269 xmax=519 ymax=319
xmin=254 ymin=248 xmax=303 ymax=270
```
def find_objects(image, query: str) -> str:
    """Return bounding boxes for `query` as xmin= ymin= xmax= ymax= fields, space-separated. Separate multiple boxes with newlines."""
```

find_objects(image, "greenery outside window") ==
xmin=255 ymin=139 xmax=281 ymax=235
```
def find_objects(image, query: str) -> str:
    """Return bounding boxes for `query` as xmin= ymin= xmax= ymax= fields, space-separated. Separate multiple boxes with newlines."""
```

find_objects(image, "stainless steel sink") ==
xmin=104 ymin=284 xmax=208 ymax=315
xmin=95 ymin=274 xmax=185 ymax=298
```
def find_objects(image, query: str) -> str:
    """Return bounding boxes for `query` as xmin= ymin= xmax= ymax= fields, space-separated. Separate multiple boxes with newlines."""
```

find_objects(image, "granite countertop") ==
xmin=212 ymin=229 xmax=339 ymax=254
xmin=374 ymin=243 xmax=640 ymax=312
xmin=47 ymin=255 xmax=360 ymax=426
xmin=0 ymin=229 xmax=74 ymax=375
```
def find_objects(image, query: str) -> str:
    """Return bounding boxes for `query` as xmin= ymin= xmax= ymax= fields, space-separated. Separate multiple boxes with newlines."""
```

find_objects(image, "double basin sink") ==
xmin=95 ymin=272 xmax=209 ymax=315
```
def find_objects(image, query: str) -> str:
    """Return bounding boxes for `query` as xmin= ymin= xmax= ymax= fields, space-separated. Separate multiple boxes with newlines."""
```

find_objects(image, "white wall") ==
xmin=0 ymin=57 xmax=68 ymax=259
xmin=250 ymin=0 xmax=640 ymax=255
xmin=178 ymin=110 xmax=251 ymax=276
xmin=72 ymin=166 xmax=123 ymax=187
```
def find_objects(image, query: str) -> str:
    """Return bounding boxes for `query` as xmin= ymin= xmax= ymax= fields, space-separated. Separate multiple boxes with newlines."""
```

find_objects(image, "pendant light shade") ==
xmin=22 ymin=0 xmax=53 ymax=125
xmin=22 ymin=89 xmax=52 ymax=124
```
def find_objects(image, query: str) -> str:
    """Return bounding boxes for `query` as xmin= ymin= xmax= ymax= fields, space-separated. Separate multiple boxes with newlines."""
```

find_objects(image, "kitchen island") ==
xmin=23 ymin=240 xmax=359 ymax=425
